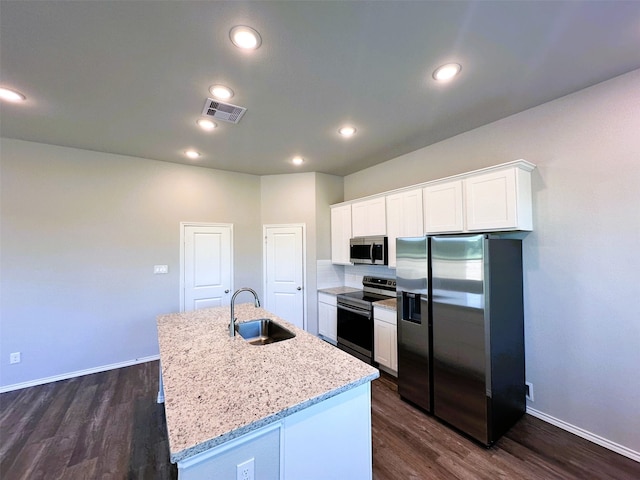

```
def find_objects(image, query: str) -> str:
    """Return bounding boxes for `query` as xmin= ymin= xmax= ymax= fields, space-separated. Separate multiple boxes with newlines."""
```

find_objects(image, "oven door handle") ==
xmin=338 ymin=304 xmax=372 ymax=318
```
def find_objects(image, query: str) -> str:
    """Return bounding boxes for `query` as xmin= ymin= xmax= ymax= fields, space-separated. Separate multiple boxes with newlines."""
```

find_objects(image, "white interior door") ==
xmin=182 ymin=223 xmax=233 ymax=312
xmin=264 ymin=225 xmax=305 ymax=329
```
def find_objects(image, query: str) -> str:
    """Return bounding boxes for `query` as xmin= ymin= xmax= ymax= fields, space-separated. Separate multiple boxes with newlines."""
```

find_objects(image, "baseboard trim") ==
xmin=0 ymin=354 xmax=160 ymax=393
xmin=527 ymin=407 xmax=640 ymax=463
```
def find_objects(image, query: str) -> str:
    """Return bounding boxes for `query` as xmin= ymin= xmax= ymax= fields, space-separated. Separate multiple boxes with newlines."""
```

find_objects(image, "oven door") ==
xmin=336 ymin=303 xmax=373 ymax=364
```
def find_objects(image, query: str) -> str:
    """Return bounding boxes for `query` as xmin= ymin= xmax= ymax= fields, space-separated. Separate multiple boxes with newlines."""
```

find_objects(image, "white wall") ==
xmin=344 ymin=69 xmax=640 ymax=457
xmin=0 ymin=139 xmax=262 ymax=389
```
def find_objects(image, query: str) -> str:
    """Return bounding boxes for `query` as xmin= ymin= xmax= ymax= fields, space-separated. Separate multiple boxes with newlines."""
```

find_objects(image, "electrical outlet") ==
xmin=236 ymin=458 xmax=254 ymax=480
xmin=153 ymin=265 xmax=169 ymax=274
xmin=525 ymin=381 xmax=534 ymax=402
xmin=9 ymin=352 xmax=21 ymax=364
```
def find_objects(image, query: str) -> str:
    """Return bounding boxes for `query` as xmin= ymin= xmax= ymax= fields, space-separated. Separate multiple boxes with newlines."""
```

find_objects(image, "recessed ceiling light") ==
xmin=196 ymin=118 xmax=217 ymax=131
xmin=432 ymin=63 xmax=462 ymax=82
xmin=338 ymin=126 xmax=357 ymax=138
xmin=209 ymin=84 xmax=234 ymax=100
xmin=292 ymin=156 xmax=304 ymax=166
xmin=185 ymin=150 xmax=201 ymax=159
xmin=230 ymin=25 xmax=262 ymax=50
xmin=0 ymin=87 xmax=26 ymax=103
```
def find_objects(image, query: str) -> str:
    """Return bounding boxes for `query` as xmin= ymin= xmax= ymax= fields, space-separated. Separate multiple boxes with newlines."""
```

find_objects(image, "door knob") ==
xmin=225 ymin=289 xmax=229 ymax=293
xmin=297 ymin=286 xmax=302 ymax=291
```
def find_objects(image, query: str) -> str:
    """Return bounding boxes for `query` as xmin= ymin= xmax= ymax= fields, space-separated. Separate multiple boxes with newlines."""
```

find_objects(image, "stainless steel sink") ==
xmin=235 ymin=318 xmax=296 ymax=345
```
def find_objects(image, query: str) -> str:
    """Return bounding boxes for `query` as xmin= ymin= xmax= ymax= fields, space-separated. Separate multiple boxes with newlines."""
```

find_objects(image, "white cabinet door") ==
xmin=464 ymin=169 xmax=516 ymax=231
xmin=464 ymin=166 xmax=533 ymax=232
xmin=374 ymin=319 xmax=392 ymax=368
xmin=374 ymin=306 xmax=397 ymax=374
xmin=330 ymin=205 xmax=352 ymax=264
xmin=423 ymin=180 xmax=464 ymax=234
xmin=351 ymin=197 xmax=386 ymax=237
xmin=317 ymin=293 xmax=337 ymax=343
xmin=386 ymin=189 xmax=424 ymax=267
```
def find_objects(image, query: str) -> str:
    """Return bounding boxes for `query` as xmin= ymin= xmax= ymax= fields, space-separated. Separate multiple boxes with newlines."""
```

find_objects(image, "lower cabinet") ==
xmin=374 ymin=306 xmax=397 ymax=375
xmin=177 ymin=383 xmax=373 ymax=480
xmin=318 ymin=292 xmax=337 ymax=343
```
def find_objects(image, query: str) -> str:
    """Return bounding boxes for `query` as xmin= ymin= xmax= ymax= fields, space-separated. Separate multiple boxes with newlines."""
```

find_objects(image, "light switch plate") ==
xmin=153 ymin=265 xmax=169 ymax=274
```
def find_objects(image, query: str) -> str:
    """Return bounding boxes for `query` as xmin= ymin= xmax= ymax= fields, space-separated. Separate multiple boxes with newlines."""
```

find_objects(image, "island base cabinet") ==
xmin=177 ymin=423 xmax=281 ymax=480
xmin=175 ymin=383 xmax=373 ymax=480
xmin=283 ymin=382 xmax=372 ymax=480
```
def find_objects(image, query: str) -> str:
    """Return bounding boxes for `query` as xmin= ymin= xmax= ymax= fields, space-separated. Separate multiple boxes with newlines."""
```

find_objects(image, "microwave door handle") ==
xmin=370 ymin=244 xmax=374 ymax=263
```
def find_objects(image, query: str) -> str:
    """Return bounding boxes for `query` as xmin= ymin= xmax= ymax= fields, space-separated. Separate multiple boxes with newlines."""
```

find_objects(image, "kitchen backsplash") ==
xmin=317 ymin=260 xmax=396 ymax=289
xmin=316 ymin=260 xmax=345 ymax=289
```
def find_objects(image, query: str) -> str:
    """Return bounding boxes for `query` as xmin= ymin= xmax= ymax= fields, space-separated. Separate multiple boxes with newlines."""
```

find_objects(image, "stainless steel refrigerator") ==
xmin=396 ymin=234 xmax=526 ymax=446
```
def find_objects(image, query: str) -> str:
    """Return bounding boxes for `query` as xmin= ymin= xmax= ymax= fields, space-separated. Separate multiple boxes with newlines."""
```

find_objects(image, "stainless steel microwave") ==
xmin=349 ymin=236 xmax=388 ymax=265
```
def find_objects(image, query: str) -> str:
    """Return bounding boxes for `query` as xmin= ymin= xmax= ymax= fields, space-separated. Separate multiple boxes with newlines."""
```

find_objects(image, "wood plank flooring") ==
xmin=0 ymin=361 xmax=176 ymax=479
xmin=371 ymin=373 xmax=639 ymax=480
xmin=1 ymin=361 xmax=638 ymax=479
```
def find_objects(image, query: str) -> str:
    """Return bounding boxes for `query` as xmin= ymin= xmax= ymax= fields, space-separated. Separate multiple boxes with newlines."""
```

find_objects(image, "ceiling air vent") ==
xmin=201 ymin=98 xmax=247 ymax=124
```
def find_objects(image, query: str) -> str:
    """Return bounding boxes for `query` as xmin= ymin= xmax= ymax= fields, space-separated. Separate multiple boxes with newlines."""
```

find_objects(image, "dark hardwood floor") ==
xmin=1 ymin=361 xmax=176 ymax=479
xmin=371 ymin=373 xmax=639 ymax=480
xmin=1 ymin=361 xmax=638 ymax=479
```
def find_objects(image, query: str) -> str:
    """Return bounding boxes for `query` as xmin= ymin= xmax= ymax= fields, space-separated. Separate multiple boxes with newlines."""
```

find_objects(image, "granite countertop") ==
xmin=318 ymin=286 xmax=361 ymax=296
xmin=157 ymin=304 xmax=379 ymax=463
xmin=374 ymin=297 xmax=397 ymax=311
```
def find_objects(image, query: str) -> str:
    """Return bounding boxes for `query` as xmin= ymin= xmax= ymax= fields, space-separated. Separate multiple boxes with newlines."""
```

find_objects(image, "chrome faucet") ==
xmin=230 ymin=288 xmax=261 ymax=337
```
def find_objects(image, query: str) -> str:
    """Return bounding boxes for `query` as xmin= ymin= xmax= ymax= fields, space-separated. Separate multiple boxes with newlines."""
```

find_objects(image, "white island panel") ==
xmin=283 ymin=382 xmax=372 ymax=480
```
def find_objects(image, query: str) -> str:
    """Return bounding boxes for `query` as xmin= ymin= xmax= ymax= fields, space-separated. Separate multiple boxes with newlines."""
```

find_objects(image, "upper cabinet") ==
xmin=330 ymin=204 xmax=352 ymax=264
xmin=386 ymin=189 xmax=424 ymax=268
xmin=330 ymin=160 xmax=535 ymax=264
xmin=423 ymin=161 xmax=534 ymax=234
xmin=464 ymin=163 xmax=533 ymax=232
xmin=351 ymin=197 xmax=386 ymax=237
xmin=423 ymin=180 xmax=464 ymax=234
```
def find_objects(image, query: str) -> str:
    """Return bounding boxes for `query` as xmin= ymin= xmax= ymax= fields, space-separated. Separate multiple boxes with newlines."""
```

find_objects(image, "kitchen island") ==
xmin=157 ymin=303 xmax=379 ymax=479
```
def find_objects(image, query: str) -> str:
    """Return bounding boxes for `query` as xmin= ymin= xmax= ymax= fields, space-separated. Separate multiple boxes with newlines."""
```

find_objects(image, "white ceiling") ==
xmin=1 ymin=1 xmax=639 ymax=176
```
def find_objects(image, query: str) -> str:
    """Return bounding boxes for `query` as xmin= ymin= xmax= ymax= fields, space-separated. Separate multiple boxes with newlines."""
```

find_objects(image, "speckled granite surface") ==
xmin=317 ymin=286 xmax=361 ymax=295
xmin=157 ymin=304 xmax=379 ymax=463
xmin=374 ymin=297 xmax=397 ymax=311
